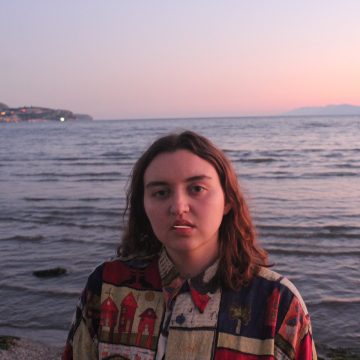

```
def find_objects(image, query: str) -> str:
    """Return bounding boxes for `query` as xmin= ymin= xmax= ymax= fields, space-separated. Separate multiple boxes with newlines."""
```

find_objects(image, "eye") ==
xmin=189 ymin=185 xmax=206 ymax=194
xmin=152 ymin=188 xmax=170 ymax=199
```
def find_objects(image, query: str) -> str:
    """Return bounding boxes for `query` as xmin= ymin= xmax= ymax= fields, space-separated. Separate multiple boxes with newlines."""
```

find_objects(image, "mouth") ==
xmin=173 ymin=225 xmax=193 ymax=229
xmin=171 ymin=220 xmax=195 ymax=230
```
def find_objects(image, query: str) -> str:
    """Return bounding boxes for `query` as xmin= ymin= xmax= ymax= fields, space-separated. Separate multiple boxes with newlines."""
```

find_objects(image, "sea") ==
xmin=0 ymin=116 xmax=359 ymax=354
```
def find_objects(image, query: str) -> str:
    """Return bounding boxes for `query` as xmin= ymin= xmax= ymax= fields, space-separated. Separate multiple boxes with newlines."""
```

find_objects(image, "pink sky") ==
xmin=1 ymin=0 xmax=359 ymax=119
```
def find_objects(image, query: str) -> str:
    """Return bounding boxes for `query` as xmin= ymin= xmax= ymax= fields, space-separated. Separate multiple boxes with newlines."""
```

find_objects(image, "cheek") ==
xmin=206 ymin=193 xmax=226 ymax=213
xmin=144 ymin=202 xmax=154 ymax=223
xmin=144 ymin=204 xmax=167 ymax=241
xmin=144 ymin=200 xmax=164 ymax=225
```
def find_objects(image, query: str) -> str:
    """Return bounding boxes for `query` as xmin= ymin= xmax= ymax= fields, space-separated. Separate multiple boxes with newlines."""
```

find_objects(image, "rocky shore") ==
xmin=0 ymin=336 xmax=62 ymax=360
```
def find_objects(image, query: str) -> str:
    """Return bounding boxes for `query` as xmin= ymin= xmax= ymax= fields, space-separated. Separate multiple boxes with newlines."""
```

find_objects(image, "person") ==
xmin=63 ymin=131 xmax=317 ymax=360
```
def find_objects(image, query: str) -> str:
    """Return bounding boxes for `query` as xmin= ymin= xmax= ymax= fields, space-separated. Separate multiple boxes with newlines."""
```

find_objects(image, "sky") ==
xmin=1 ymin=0 xmax=360 ymax=120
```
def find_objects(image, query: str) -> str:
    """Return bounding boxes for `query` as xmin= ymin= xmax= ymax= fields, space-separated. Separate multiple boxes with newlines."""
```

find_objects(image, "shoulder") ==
xmin=256 ymin=270 xmax=315 ymax=357
xmin=219 ymin=267 xmax=315 ymax=357
xmin=83 ymin=253 xmax=161 ymax=296
xmin=256 ymin=267 xmax=309 ymax=315
xmin=88 ymin=253 xmax=162 ymax=289
xmin=102 ymin=253 xmax=159 ymax=272
xmin=89 ymin=253 xmax=158 ymax=274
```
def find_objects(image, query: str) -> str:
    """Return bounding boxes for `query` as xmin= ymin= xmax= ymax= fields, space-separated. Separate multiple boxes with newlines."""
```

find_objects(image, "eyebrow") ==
xmin=145 ymin=175 xmax=212 ymax=189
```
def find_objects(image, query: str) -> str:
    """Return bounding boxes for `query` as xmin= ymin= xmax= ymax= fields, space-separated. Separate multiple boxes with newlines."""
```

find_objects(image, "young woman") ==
xmin=63 ymin=131 xmax=317 ymax=360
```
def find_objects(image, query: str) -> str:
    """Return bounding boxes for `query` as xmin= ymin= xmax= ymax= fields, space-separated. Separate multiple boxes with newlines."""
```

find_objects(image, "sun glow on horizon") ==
xmin=1 ymin=0 xmax=359 ymax=119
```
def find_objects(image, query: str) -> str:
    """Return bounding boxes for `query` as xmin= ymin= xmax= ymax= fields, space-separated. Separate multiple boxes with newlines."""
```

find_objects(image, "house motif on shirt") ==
xmin=135 ymin=308 xmax=157 ymax=349
xmin=100 ymin=295 xmax=119 ymax=341
xmin=118 ymin=291 xmax=138 ymax=343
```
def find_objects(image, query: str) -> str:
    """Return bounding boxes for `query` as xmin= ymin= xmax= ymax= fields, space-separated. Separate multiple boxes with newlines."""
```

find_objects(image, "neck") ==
xmin=166 ymin=247 xmax=219 ymax=279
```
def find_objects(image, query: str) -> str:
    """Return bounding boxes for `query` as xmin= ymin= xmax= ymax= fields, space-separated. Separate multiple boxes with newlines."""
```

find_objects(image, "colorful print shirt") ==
xmin=63 ymin=249 xmax=317 ymax=360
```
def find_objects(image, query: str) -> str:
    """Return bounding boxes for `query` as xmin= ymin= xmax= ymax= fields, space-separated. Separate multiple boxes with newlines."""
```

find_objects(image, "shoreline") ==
xmin=1 ymin=336 xmax=360 ymax=360
xmin=0 ymin=336 xmax=62 ymax=360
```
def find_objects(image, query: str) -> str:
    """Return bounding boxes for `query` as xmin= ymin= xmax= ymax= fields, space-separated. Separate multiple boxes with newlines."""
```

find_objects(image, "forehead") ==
xmin=144 ymin=150 xmax=218 ymax=182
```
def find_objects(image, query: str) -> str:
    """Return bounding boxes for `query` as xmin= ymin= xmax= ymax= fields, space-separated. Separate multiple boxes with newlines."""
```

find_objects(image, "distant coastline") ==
xmin=2 ymin=102 xmax=360 ymax=123
xmin=0 ymin=102 xmax=93 ymax=123
xmin=283 ymin=104 xmax=360 ymax=116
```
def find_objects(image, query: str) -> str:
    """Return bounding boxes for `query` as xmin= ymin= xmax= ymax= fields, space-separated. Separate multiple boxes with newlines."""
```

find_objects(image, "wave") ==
xmin=263 ymin=232 xmax=360 ymax=240
xmin=48 ymin=156 xmax=93 ymax=161
xmin=73 ymin=178 xmax=122 ymax=182
xmin=24 ymin=197 xmax=62 ymax=202
xmin=303 ymin=171 xmax=359 ymax=178
xmin=233 ymin=157 xmax=277 ymax=164
xmin=32 ymin=177 xmax=124 ymax=183
xmin=0 ymin=216 xmax=122 ymax=230
xmin=309 ymin=296 xmax=360 ymax=306
xmin=321 ymin=297 xmax=360 ymax=305
xmin=333 ymin=163 xmax=360 ymax=169
xmin=242 ymin=171 xmax=360 ymax=180
xmin=0 ymin=235 xmax=44 ymax=242
xmin=36 ymin=178 xmax=59 ymax=182
xmin=223 ymin=148 xmax=302 ymax=156
xmin=259 ymin=224 xmax=360 ymax=232
xmin=224 ymin=147 xmax=360 ymax=157
xmin=23 ymin=196 xmax=123 ymax=202
xmin=65 ymin=161 xmax=120 ymax=167
xmin=52 ymin=236 xmax=119 ymax=246
xmin=30 ymin=207 xmax=122 ymax=215
xmin=0 ymin=283 xmax=80 ymax=298
xmin=0 ymin=234 xmax=118 ymax=246
xmin=32 ymin=220 xmax=121 ymax=230
xmin=13 ymin=171 xmax=123 ymax=178
xmin=266 ymin=247 xmax=360 ymax=256
xmin=100 ymin=151 xmax=140 ymax=160
xmin=302 ymin=121 xmax=333 ymax=128
xmin=258 ymin=224 xmax=360 ymax=239
xmin=0 ymin=322 xmax=68 ymax=333
xmin=1 ymin=207 xmax=123 ymax=218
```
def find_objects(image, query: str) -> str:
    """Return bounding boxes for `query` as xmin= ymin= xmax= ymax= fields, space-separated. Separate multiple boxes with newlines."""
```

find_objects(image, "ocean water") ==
xmin=0 ymin=116 xmax=359 ymax=353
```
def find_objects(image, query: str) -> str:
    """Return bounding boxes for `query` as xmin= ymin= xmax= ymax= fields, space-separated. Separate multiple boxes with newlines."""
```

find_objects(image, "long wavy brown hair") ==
xmin=118 ymin=130 xmax=268 ymax=289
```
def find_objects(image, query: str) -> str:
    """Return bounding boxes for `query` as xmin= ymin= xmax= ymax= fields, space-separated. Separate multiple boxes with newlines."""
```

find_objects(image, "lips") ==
xmin=171 ymin=219 xmax=195 ymax=229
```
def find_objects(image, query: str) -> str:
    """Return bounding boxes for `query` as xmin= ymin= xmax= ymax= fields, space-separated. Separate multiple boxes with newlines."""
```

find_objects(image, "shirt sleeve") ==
xmin=275 ymin=278 xmax=317 ymax=360
xmin=62 ymin=264 xmax=103 ymax=360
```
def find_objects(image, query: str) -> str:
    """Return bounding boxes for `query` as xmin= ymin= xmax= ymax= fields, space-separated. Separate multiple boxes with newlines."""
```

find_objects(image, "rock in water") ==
xmin=33 ymin=267 xmax=67 ymax=278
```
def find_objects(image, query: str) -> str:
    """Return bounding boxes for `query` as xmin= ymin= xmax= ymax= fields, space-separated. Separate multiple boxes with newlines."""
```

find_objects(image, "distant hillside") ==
xmin=284 ymin=104 xmax=360 ymax=116
xmin=74 ymin=113 xmax=93 ymax=121
xmin=0 ymin=103 xmax=93 ymax=123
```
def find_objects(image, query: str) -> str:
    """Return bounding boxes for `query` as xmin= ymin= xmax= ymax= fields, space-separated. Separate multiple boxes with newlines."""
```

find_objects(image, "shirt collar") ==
xmin=158 ymin=248 xmax=219 ymax=313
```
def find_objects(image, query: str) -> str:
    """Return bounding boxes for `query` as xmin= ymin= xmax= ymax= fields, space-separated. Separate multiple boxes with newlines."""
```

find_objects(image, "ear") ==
xmin=223 ymin=202 xmax=232 ymax=215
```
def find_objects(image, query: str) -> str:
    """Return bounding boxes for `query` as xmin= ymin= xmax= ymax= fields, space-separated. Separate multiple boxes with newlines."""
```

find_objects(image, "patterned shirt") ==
xmin=62 ymin=249 xmax=317 ymax=360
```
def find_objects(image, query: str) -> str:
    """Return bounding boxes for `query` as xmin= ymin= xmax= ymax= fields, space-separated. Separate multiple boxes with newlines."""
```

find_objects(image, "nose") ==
xmin=169 ymin=191 xmax=190 ymax=216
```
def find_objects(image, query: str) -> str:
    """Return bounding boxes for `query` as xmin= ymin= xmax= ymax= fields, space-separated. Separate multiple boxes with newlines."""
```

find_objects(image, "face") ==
xmin=143 ymin=149 xmax=230 ymax=263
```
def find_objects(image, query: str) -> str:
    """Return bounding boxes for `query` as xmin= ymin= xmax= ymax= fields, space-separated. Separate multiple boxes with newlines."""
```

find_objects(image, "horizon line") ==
xmin=93 ymin=113 xmax=360 ymax=121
